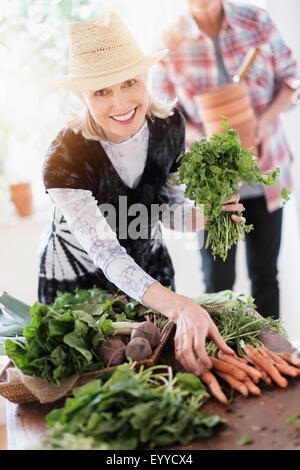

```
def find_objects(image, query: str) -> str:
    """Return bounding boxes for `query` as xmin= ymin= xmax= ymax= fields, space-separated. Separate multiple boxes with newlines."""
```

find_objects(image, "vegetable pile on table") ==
xmin=173 ymin=117 xmax=291 ymax=260
xmin=1 ymin=287 xmax=299 ymax=450
xmin=192 ymin=291 xmax=300 ymax=404
xmin=41 ymin=363 xmax=224 ymax=450
xmin=1 ymin=287 xmax=167 ymax=386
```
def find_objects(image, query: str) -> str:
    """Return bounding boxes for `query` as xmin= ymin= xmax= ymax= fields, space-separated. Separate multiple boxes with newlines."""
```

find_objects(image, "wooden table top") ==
xmin=5 ymin=328 xmax=300 ymax=450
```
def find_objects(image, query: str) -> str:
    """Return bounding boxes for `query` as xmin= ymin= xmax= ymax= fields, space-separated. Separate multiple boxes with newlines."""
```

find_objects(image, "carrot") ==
xmin=200 ymin=370 xmax=228 ymax=404
xmin=218 ymin=351 xmax=262 ymax=384
xmin=235 ymin=352 xmax=271 ymax=384
xmin=215 ymin=371 xmax=248 ymax=397
xmin=275 ymin=362 xmax=299 ymax=378
xmin=260 ymin=346 xmax=282 ymax=364
xmin=279 ymin=352 xmax=300 ymax=369
xmin=243 ymin=377 xmax=261 ymax=396
xmin=243 ymin=344 xmax=288 ymax=388
xmin=253 ymin=363 xmax=272 ymax=384
xmin=258 ymin=347 xmax=277 ymax=364
xmin=260 ymin=347 xmax=300 ymax=377
xmin=232 ymin=352 xmax=248 ymax=364
xmin=210 ymin=357 xmax=247 ymax=381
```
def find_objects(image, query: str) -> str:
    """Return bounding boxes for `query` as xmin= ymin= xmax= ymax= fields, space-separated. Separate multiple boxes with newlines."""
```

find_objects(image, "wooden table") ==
xmin=6 ymin=328 xmax=300 ymax=450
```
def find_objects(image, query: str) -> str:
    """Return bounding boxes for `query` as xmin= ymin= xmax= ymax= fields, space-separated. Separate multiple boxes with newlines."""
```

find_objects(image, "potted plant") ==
xmin=9 ymin=180 xmax=33 ymax=217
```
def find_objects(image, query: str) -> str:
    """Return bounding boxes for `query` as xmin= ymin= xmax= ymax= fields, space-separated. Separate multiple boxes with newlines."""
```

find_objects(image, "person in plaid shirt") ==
xmin=151 ymin=0 xmax=299 ymax=319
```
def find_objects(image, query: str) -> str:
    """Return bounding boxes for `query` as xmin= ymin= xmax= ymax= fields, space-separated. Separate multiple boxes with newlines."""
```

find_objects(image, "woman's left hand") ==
xmin=221 ymin=181 xmax=246 ymax=224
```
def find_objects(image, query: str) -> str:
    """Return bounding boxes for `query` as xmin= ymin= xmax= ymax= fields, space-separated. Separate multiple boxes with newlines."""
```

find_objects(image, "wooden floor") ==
xmin=0 ymin=425 xmax=7 ymax=450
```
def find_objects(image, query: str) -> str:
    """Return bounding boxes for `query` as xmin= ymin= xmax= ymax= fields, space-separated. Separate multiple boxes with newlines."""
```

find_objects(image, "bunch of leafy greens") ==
xmin=173 ymin=117 xmax=291 ymax=261
xmin=3 ymin=287 xmax=166 ymax=385
xmin=42 ymin=363 xmax=224 ymax=450
xmin=4 ymin=302 xmax=112 ymax=385
xmin=194 ymin=294 xmax=288 ymax=357
xmin=192 ymin=289 xmax=242 ymax=310
xmin=49 ymin=286 xmax=109 ymax=311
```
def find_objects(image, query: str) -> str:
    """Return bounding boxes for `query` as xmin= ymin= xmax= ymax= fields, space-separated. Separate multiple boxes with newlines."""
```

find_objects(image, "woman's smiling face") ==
xmin=82 ymin=75 xmax=149 ymax=143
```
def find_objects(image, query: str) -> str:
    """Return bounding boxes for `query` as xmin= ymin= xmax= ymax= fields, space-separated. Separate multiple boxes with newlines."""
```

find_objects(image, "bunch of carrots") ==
xmin=199 ymin=345 xmax=300 ymax=405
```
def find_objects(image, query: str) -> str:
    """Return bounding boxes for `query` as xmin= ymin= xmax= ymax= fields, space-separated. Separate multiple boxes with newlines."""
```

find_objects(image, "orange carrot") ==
xmin=258 ymin=347 xmax=276 ymax=363
xmin=218 ymin=351 xmax=262 ymax=384
xmin=210 ymin=357 xmax=247 ymax=381
xmin=275 ymin=362 xmax=299 ymax=377
xmin=215 ymin=371 xmax=248 ymax=397
xmin=260 ymin=347 xmax=300 ymax=377
xmin=279 ymin=352 xmax=300 ymax=369
xmin=253 ymin=363 xmax=272 ymax=384
xmin=234 ymin=355 xmax=249 ymax=364
xmin=243 ymin=344 xmax=288 ymax=388
xmin=200 ymin=370 xmax=228 ymax=404
xmin=234 ymin=351 xmax=271 ymax=384
xmin=243 ymin=377 xmax=261 ymax=396
xmin=260 ymin=346 xmax=282 ymax=364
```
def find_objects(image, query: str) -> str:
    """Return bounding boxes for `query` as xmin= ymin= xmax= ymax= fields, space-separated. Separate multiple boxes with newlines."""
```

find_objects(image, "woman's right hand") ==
xmin=142 ymin=283 xmax=234 ymax=376
xmin=172 ymin=295 xmax=234 ymax=375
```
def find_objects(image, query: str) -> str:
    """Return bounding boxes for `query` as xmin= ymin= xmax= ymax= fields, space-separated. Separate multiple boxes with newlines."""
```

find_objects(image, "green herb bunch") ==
xmin=204 ymin=299 xmax=288 ymax=357
xmin=174 ymin=117 xmax=291 ymax=260
xmin=42 ymin=363 xmax=224 ymax=450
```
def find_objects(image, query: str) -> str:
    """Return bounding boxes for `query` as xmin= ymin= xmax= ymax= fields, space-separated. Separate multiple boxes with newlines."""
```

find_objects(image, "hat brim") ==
xmin=53 ymin=49 xmax=168 ymax=92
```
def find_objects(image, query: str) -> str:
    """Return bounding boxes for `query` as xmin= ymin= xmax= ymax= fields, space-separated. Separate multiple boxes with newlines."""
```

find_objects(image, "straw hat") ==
xmin=54 ymin=11 xmax=168 ymax=92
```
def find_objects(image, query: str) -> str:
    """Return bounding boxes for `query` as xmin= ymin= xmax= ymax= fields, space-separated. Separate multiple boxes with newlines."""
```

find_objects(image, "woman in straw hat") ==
xmin=38 ymin=11 xmax=245 ymax=376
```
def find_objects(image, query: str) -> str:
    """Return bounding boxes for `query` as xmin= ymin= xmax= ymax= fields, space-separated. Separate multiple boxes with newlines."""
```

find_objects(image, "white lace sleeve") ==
xmin=163 ymin=172 xmax=195 ymax=231
xmin=47 ymin=188 xmax=158 ymax=303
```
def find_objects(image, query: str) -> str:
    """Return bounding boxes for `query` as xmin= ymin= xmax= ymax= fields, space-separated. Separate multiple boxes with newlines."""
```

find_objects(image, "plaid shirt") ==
xmin=150 ymin=0 xmax=299 ymax=212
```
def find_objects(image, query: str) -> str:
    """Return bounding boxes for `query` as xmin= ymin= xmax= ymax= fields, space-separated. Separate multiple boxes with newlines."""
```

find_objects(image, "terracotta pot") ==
xmin=194 ymin=81 xmax=258 ymax=156
xmin=9 ymin=182 xmax=33 ymax=217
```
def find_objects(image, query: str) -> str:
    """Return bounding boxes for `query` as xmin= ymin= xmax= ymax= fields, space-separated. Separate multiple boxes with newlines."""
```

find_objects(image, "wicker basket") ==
xmin=0 ymin=321 xmax=175 ymax=404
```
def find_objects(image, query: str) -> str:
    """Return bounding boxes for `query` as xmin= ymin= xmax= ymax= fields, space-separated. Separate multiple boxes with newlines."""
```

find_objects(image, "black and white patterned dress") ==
xmin=38 ymin=108 xmax=192 ymax=305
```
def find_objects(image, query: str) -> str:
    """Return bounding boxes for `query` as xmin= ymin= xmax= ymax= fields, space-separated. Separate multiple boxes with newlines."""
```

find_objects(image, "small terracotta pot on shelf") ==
xmin=194 ymin=81 xmax=258 ymax=157
xmin=9 ymin=182 xmax=33 ymax=217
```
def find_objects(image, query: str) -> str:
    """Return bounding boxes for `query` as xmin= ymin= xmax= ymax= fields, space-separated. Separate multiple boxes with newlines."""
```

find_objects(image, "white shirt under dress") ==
xmin=38 ymin=121 xmax=194 ymax=304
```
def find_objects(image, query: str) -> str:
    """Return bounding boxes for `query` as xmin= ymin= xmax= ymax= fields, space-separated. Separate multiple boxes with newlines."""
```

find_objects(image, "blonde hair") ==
xmin=65 ymin=74 xmax=178 ymax=141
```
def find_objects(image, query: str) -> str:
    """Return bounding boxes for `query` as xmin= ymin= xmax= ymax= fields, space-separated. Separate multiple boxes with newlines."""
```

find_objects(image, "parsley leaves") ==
xmin=175 ymin=117 xmax=290 ymax=260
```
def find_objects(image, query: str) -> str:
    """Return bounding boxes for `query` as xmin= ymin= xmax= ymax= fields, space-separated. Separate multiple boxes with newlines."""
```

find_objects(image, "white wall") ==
xmin=265 ymin=0 xmax=300 ymax=218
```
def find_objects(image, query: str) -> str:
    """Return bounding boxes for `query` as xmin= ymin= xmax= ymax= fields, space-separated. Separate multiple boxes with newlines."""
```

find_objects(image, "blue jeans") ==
xmin=199 ymin=196 xmax=283 ymax=319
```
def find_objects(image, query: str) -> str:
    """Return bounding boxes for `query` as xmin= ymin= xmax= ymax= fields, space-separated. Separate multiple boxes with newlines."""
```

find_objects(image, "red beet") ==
xmin=98 ymin=339 xmax=126 ymax=366
xmin=125 ymin=337 xmax=152 ymax=361
xmin=131 ymin=321 xmax=161 ymax=348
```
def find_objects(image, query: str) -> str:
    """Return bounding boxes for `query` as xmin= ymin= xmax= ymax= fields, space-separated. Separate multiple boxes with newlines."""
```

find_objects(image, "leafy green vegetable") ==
xmin=0 ymin=292 xmax=32 ymax=354
xmin=286 ymin=410 xmax=300 ymax=430
xmin=193 ymin=290 xmax=288 ymax=356
xmin=235 ymin=434 xmax=254 ymax=446
xmin=192 ymin=289 xmax=243 ymax=309
xmin=4 ymin=303 xmax=108 ymax=384
xmin=173 ymin=117 xmax=291 ymax=261
xmin=42 ymin=363 xmax=224 ymax=450
xmin=50 ymin=286 xmax=109 ymax=312
xmin=280 ymin=187 xmax=292 ymax=207
xmin=3 ymin=287 xmax=167 ymax=384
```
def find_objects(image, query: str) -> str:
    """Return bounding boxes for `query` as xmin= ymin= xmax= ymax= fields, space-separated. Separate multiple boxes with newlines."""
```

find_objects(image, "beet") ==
xmin=98 ymin=339 xmax=126 ymax=366
xmin=131 ymin=321 xmax=161 ymax=348
xmin=125 ymin=337 xmax=152 ymax=362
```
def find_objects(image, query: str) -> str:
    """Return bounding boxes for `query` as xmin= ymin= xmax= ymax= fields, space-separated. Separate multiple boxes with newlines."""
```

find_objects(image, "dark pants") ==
xmin=199 ymin=196 xmax=283 ymax=319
